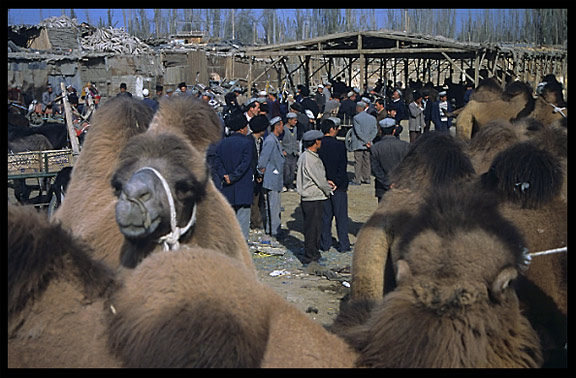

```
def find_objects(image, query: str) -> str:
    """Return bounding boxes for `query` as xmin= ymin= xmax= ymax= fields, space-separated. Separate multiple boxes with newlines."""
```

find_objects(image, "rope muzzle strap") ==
xmin=135 ymin=166 xmax=197 ymax=251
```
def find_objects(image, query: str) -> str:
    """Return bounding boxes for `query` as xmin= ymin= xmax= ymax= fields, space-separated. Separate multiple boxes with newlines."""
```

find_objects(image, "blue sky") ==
xmin=8 ymin=8 xmax=479 ymax=29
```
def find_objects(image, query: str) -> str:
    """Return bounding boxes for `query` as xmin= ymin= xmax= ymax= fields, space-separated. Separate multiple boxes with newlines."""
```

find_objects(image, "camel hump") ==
xmin=469 ymin=78 xmax=503 ymax=102
xmin=481 ymin=142 xmax=563 ymax=208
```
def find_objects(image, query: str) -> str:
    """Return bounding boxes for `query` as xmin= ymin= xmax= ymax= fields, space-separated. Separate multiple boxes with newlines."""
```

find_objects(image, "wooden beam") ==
xmin=246 ymin=47 xmax=473 ymax=58
xmin=441 ymin=52 xmax=475 ymax=84
xmin=59 ymin=82 xmax=80 ymax=156
xmin=250 ymin=56 xmax=285 ymax=84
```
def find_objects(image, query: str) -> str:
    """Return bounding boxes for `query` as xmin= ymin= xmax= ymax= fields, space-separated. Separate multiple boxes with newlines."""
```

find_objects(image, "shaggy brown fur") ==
xmin=106 ymin=247 xmax=358 ymax=368
xmin=351 ymin=132 xmax=476 ymax=301
xmin=8 ymin=204 xmax=121 ymax=367
xmin=455 ymin=75 xmax=565 ymax=140
xmin=53 ymin=96 xmax=155 ymax=267
xmin=334 ymin=189 xmax=542 ymax=368
xmin=54 ymin=96 xmax=255 ymax=274
xmin=469 ymin=117 xmax=567 ymax=175
xmin=478 ymin=139 xmax=567 ymax=366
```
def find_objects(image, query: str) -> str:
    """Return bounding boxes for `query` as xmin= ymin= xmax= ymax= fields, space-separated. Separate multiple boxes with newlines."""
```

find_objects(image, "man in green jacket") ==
xmin=296 ymin=130 xmax=336 ymax=266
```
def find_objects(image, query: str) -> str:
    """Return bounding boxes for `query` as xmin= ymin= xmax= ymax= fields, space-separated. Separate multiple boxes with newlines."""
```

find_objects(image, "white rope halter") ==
xmin=543 ymin=98 xmax=567 ymax=118
xmin=135 ymin=166 xmax=198 ymax=251
xmin=528 ymin=246 xmax=567 ymax=258
xmin=519 ymin=246 xmax=567 ymax=269
xmin=537 ymin=82 xmax=567 ymax=118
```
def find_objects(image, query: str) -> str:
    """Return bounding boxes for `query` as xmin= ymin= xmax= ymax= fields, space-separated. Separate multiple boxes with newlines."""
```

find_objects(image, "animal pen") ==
xmin=242 ymin=30 xmax=567 ymax=96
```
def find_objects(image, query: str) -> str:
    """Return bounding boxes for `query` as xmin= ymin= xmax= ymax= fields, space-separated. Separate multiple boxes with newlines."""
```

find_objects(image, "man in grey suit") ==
xmin=408 ymin=90 xmax=426 ymax=143
xmin=349 ymin=101 xmax=378 ymax=185
xmin=258 ymin=116 xmax=286 ymax=238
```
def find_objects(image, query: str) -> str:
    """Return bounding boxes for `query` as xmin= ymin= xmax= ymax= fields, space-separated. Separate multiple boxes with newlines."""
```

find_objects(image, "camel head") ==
xmin=111 ymin=133 xmax=209 ymax=267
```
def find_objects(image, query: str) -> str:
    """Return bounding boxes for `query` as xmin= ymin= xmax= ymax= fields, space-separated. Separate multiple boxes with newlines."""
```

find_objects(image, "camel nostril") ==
xmin=123 ymin=170 xmax=157 ymax=203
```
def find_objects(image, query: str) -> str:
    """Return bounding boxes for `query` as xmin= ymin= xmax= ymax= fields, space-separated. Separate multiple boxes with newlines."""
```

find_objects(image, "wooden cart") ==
xmin=8 ymin=148 xmax=75 ymax=208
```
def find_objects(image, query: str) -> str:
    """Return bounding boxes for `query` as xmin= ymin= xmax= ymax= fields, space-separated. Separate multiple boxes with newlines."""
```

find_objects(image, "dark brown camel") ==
xmin=350 ymin=132 xmax=476 ymax=301
xmin=478 ymin=139 xmax=567 ymax=367
xmin=332 ymin=188 xmax=542 ymax=368
xmin=8 ymin=204 xmax=121 ymax=368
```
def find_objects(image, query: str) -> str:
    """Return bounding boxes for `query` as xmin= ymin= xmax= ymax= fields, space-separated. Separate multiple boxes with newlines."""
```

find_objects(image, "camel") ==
xmin=106 ymin=246 xmax=358 ymax=368
xmin=54 ymin=96 xmax=255 ymax=273
xmin=350 ymin=132 xmax=476 ymax=301
xmin=455 ymin=74 xmax=566 ymax=140
xmin=332 ymin=188 xmax=543 ymax=368
xmin=8 ymin=205 xmax=355 ymax=368
xmin=8 ymin=204 xmax=121 ymax=368
xmin=478 ymin=138 xmax=567 ymax=367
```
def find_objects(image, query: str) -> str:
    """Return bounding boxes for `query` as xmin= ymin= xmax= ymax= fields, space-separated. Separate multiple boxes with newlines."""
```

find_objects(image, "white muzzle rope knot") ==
xmin=135 ymin=166 xmax=198 ymax=251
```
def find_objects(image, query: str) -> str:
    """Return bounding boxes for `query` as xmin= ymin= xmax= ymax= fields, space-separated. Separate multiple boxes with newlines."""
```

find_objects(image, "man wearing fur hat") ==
xmin=214 ymin=112 xmax=255 ymax=240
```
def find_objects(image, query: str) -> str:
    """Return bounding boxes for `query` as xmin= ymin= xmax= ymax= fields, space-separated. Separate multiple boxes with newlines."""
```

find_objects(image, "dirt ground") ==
xmin=251 ymin=148 xmax=382 ymax=327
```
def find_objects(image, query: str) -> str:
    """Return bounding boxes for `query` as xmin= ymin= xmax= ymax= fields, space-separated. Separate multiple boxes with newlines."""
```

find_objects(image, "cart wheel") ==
xmin=29 ymin=113 xmax=45 ymax=127
xmin=47 ymin=192 xmax=59 ymax=218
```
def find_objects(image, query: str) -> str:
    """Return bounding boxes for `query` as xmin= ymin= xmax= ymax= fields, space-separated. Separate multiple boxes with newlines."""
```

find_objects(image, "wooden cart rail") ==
xmin=8 ymin=148 xmax=74 ymax=180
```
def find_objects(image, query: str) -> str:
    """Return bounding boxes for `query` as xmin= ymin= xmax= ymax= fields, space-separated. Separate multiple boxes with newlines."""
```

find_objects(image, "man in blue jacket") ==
xmin=214 ymin=111 xmax=255 ymax=241
xmin=258 ymin=116 xmax=286 ymax=238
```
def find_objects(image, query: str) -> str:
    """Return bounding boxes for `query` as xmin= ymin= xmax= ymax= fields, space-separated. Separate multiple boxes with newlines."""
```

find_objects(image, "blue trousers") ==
xmin=263 ymin=188 xmax=282 ymax=236
xmin=320 ymin=190 xmax=351 ymax=251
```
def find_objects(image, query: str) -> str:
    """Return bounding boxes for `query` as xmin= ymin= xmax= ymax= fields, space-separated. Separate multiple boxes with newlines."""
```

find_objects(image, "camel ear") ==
xmin=396 ymin=259 xmax=412 ymax=285
xmin=490 ymin=266 xmax=518 ymax=303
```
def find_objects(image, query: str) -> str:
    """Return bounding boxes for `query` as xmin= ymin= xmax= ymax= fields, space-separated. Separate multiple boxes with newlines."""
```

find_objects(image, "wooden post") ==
xmin=60 ymin=82 xmax=80 ymax=156
xmin=357 ymin=33 xmax=364 ymax=92
xmin=248 ymin=57 xmax=253 ymax=96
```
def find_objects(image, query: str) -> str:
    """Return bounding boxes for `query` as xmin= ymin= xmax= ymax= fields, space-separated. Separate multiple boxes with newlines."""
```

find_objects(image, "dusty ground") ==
xmin=250 ymin=148 xmax=382 ymax=327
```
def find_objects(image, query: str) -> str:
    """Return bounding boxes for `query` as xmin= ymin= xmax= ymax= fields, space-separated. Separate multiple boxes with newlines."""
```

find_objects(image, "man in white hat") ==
xmin=257 ymin=116 xmax=286 ymax=239
xmin=141 ymin=88 xmax=158 ymax=112
xmin=315 ymin=84 xmax=326 ymax=113
xmin=370 ymin=118 xmax=409 ymax=202
xmin=430 ymin=90 xmax=453 ymax=133
xmin=296 ymin=129 xmax=336 ymax=266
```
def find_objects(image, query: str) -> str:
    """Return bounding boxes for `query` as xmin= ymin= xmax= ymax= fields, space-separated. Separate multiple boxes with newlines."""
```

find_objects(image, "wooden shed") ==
xmin=244 ymin=30 xmax=567 ymax=93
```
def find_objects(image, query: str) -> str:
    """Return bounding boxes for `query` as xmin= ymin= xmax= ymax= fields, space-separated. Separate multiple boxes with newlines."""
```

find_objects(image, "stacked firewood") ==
xmin=80 ymin=26 xmax=152 ymax=55
xmin=38 ymin=15 xmax=152 ymax=55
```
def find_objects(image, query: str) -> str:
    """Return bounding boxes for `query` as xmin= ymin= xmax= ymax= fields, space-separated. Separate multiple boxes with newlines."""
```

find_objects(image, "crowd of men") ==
xmin=204 ymin=76 xmax=469 ymax=267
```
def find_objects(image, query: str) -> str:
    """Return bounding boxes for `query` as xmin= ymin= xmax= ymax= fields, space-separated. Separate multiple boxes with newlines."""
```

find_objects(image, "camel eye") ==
xmin=111 ymin=177 xmax=123 ymax=197
xmin=175 ymin=179 xmax=193 ymax=200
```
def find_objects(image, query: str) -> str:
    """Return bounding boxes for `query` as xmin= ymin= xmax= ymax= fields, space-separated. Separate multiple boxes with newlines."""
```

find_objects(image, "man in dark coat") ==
xmin=318 ymin=118 xmax=351 ymax=252
xmin=338 ymin=91 xmax=358 ymax=124
xmin=214 ymin=111 xmax=255 ymax=241
xmin=299 ymin=85 xmax=320 ymax=119
xmin=370 ymin=118 xmax=410 ymax=202
xmin=430 ymin=91 xmax=454 ymax=133
xmin=386 ymin=88 xmax=407 ymax=125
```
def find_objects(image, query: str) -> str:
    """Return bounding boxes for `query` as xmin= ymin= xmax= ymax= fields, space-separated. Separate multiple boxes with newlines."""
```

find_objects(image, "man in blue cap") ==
xmin=296 ymin=129 xmax=336 ymax=266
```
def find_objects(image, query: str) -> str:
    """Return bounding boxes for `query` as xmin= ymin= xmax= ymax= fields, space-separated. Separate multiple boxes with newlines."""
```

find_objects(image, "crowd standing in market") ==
xmin=205 ymin=74 xmax=462 ymax=266
xmin=18 ymin=75 xmax=462 ymax=266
